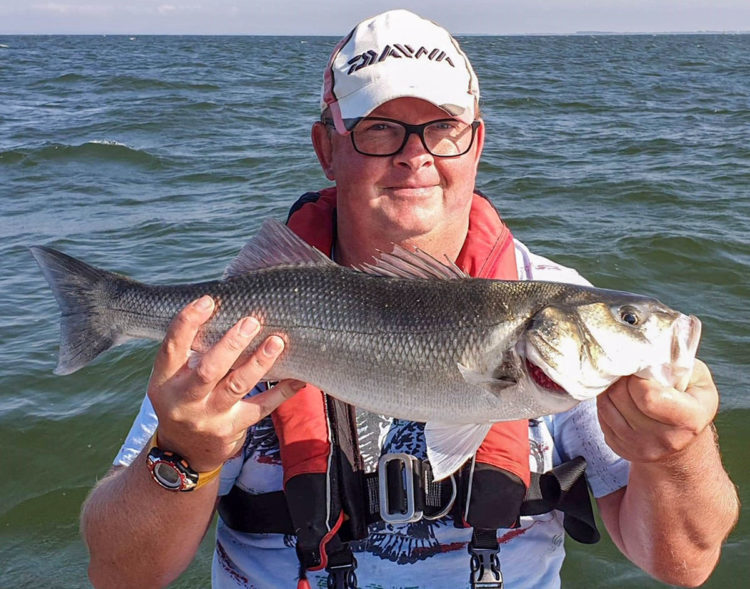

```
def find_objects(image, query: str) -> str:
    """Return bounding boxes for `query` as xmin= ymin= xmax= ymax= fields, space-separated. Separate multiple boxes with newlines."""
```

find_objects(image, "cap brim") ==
xmin=331 ymin=81 xmax=475 ymax=134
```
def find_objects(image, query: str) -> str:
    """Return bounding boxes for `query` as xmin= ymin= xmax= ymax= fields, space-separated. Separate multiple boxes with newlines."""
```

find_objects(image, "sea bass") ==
xmin=31 ymin=220 xmax=701 ymax=479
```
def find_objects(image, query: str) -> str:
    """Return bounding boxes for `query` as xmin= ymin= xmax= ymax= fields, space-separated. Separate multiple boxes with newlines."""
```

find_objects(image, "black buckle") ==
xmin=468 ymin=543 xmax=503 ymax=589
xmin=326 ymin=555 xmax=358 ymax=589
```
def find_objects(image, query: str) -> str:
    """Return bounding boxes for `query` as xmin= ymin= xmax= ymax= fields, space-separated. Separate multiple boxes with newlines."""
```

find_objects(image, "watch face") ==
xmin=147 ymin=446 xmax=199 ymax=491
xmin=154 ymin=461 xmax=183 ymax=490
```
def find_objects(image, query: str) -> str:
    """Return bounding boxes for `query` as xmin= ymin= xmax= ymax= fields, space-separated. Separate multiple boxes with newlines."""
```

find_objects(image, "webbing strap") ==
xmin=468 ymin=528 xmax=503 ymax=589
xmin=219 ymin=487 xmax=293 ymax=534
xmin=520 ymin=456 xmax=600 ymax=544
xmin=218 ymin=456 xmax=599 ymax=544
xmin=325 ymin=545 xmax=358 ymax=589
xmin=217 ymin=464 xmax=455 ymax=535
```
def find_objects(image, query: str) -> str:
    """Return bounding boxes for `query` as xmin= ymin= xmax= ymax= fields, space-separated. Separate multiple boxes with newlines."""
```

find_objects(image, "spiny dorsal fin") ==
xmin=226 ymin=219 xmax=469 ymax=281
xmin=359 ymin=245 xmax=468 ymax=280
xmin=223 ymin=219 xmax=334 ymax=278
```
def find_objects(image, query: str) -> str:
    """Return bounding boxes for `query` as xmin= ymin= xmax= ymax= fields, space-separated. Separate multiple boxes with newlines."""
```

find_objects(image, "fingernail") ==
xmin=194 ymin=295 xmax=213 ymax=311
xmin=263 ymin=336 xmax=284 ymax=357
xmin=239 ymin=317 xmax=260 ymax=337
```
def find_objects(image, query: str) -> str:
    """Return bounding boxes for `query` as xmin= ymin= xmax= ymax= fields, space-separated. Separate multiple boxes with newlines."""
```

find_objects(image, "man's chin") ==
xmin=377 ymin=209 xmax=441 ymax=241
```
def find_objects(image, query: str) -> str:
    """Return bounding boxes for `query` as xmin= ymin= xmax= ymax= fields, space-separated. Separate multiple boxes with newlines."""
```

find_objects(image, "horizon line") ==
xmin=2 ymin=30 xmax=749 ymax=37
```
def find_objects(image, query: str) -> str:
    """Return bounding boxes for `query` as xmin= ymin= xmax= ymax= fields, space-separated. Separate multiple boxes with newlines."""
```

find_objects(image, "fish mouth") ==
xmin=675 ymin=314 xmax=702 ymax=363
xmin=525 ymin=359 xmax=568 ymax=395
xmin=669 ymin=314 xmax=703 ymax=392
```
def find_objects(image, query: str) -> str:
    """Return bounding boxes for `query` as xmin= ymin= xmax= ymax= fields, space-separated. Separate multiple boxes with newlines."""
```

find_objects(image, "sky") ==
xmin=1 ymin=0 xmax=749 ymax=35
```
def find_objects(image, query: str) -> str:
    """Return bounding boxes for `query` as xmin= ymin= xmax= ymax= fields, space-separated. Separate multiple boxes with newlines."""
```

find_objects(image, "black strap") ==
xmin=218 ymin=456 xmax=599 ymax=544
xmin=218 ymin=462 xmax=455 ymax=534
xmin=459 ymin=464 xmax=526 ymax=530
xmin=468 ymin=528 xmax=503 ymax=589
xmin=521 ymin=456 xmax=600 ymax=544
xmin=327 ymin=396 xmax=368 ymax=542
xmin=325 ymin=544 xmax=359 ymax=589
xmin=219 ymin=487 xmax=293 ymax=534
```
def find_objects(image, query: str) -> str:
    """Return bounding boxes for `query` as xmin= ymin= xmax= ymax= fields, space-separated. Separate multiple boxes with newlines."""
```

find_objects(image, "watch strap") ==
xmin=146 ymin=433 xmax=223 ymax=492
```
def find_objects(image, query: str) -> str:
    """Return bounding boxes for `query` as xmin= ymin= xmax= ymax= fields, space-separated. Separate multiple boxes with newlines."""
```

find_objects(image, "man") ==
xmin=81 ymin=10 xmax=738 ymax=588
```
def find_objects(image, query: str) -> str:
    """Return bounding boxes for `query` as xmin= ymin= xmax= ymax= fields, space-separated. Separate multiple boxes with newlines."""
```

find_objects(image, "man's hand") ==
xmin=147 ymin=295 xmax=304 ymax=472
xmin=596 ymin=359 xmax=738 ymax=586
xmin=596 ymin=359 xmax=718 ymax=463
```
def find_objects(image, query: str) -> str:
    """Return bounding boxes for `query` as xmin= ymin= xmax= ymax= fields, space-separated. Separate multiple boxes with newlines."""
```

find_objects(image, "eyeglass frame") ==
xmin=323 ymin=116 xmax=482 ymax=158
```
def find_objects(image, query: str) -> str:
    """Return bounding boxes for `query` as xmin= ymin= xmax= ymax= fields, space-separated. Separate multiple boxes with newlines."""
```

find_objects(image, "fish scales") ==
xmin=31 ymin=219 xmax=700 ymax=427
xmin=111 ymin=264 xmax=558 ymax=422
xmin=255 ymin=267 xmax=529 ymax=421
xmin=31 ymin=219 xmax=701 ymax=477
xmin=106 ymin=266 xmax=529 ymax=420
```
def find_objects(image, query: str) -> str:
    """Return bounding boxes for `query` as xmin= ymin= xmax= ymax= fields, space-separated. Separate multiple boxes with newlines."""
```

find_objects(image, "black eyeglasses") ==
xmin=326 ymin=117 xmax=480 ymax=157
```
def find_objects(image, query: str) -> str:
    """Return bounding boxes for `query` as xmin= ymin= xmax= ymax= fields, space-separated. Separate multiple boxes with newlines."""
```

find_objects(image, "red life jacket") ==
xmin=276 ymin=188 xmax=528 ymax=569
xmin=217 ymin=189 xmax=600 ymax=588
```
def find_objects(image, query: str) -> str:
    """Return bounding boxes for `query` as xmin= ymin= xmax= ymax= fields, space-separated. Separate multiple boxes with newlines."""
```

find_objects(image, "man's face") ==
xmin=318 ymin=97 xmax=484 ymax=245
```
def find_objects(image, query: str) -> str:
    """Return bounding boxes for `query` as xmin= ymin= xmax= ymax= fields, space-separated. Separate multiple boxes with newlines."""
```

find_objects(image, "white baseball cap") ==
xmin=321 ymin=9 xmax=480 ymax=134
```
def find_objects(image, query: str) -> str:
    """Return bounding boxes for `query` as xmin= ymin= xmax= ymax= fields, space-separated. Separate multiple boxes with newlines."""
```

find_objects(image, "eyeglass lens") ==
xmin=351 ymin=118 xmax=477 ymax=157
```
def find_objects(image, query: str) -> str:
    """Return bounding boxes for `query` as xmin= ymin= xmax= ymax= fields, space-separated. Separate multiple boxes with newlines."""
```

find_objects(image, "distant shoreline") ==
xmin=1 ymin=30 xmax=749 ymax=37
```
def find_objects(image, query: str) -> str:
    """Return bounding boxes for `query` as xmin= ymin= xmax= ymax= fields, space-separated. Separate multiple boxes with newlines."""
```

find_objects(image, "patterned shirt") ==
xmin=114 ymin=239 xmax=629 ymax=589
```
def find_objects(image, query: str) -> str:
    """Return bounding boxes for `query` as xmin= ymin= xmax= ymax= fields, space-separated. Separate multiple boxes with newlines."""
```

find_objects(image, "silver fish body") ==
xmin=31 ymin=220 xmax=701 ymax=478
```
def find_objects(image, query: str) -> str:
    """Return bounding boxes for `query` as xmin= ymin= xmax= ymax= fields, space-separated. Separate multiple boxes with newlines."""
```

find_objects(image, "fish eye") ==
xmin=618 ymin=306 xmax=640 ymax=326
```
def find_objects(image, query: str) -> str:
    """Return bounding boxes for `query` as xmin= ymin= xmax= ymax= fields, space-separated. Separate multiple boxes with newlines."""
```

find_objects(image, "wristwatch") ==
xmin=146 ymin=434 xmax=222 ymax=492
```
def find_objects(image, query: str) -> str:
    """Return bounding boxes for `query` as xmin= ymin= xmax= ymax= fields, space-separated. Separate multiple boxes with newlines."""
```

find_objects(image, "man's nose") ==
xmin=394 ymin=131 xmax=433 ymax=166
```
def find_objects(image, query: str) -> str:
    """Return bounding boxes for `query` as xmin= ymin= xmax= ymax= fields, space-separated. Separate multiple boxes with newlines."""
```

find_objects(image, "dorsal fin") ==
xmin=223 ymin=219 xmax=334 ymax=278
xmin=359 ymin=245 xmax=468 ymax=280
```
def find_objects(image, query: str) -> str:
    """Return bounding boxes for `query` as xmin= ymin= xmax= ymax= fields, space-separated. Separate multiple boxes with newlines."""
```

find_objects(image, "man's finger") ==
xmin=596 ymin=397 xmax=630 ymax=456
xmin=189 ymin=316 xmax=261 ymax=392
xmin=152 ymin=295 xmax=215 ymax=383
xmin=688 ymin=359 xmax=712 ymax=389
xmin=682 ymin=359 xmax=719 ymax=417
xmin=601 ymin=377 xmax=646 ymax=431
xmin=236 ymin=379 xmax=307 ymax=425
xmin=627 ymin=374 xmax=714 ymax=431
xmin=211 ymin=334 xmax=285 ymax=411
xmin=597 ymin=389 xmax=634 ymax=432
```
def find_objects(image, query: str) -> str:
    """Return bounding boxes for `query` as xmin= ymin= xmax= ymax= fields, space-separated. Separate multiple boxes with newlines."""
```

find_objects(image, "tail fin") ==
xmin=30 ymin=246 xmax=133 ymax=375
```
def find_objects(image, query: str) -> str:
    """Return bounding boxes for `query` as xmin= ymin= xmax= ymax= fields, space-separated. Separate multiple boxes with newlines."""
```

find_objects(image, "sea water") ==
xmin=1 ymin=34 xmax=748 ymax=587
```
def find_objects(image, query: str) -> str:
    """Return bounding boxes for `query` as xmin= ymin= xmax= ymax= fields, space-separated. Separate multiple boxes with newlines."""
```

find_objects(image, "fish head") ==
xmin=522 ymin=292 xmax=702 ymax=402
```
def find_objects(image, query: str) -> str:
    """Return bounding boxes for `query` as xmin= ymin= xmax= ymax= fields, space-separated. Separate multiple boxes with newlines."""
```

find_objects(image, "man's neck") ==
xmin=334 ymin=216 xmax=469 ymax=268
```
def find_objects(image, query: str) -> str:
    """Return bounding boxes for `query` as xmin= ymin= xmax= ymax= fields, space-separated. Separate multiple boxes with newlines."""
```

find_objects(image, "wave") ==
xmin=47 ymin=72 xmax=86 ymax=84
xmin=99 ymin=75 xmax=220 ymax=92
xmin=614 ymin=137 xmax=686 ymax=156
xmin=1 ymin=141 xmax=165 ymax=168
xmin=27 ymin=73 xmax=90 ymax=89
xmin=491 ymin=96 xmax=549 ymax=109
xmin=0 ymin=149 xmax=25 ymax=165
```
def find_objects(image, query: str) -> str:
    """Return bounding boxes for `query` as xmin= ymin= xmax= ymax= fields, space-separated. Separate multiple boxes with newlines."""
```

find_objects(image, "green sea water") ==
xmin=0 ymin=34 xmax=748 ymax=587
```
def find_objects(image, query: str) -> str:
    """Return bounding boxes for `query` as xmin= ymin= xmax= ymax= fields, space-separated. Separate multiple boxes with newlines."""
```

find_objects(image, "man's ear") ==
xmin=472 ymin=119 xmax=485 ymax=171
xmin=312 ymin=122 xmax=335 ymax=181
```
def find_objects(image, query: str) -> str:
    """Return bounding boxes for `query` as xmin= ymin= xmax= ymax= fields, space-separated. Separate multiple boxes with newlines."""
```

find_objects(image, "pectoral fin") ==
xmin=424 ymin=422 xmax=493 ymax=481
xmin=457 ymin=362 xmax=517 ymax=394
